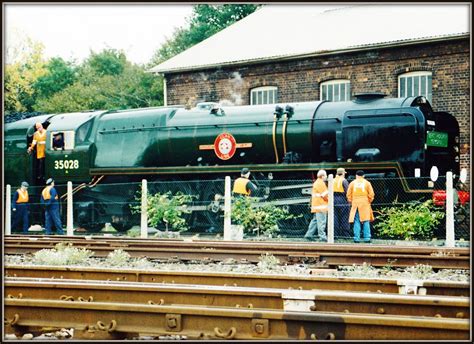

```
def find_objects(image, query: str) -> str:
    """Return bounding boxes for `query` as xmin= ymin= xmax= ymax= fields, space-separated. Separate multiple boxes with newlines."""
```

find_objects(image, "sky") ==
xmin=5 ymin=4 xmax=194 ymax=65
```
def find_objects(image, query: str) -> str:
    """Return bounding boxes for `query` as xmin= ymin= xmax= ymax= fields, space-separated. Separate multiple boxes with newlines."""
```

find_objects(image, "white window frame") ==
xmin=398 ymin=71 xmax=432 ymax=102
xmin=50 ymin=131 xmax=75 ymax=150
xmin=320 ymin=79 xmax=351 ymax=102
xmin=250 ymin=86 xmax=278 ymax=105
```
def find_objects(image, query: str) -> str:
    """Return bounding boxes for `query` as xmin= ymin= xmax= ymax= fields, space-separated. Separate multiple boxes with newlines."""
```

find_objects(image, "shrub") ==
xmin=105 ymin=249 xmax=131 ymax=266
xmin=131 ymin=191 xmax=195 ymax=232
xmin=231 ymin=197 xmax=298 ymax=237
xmin=374 ymin=200 xmax=444 ymax=240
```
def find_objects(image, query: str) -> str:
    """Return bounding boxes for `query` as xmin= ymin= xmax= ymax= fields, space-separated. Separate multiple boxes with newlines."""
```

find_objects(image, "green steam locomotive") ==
xmin=4 ymin=94 xmax=460 ymax=233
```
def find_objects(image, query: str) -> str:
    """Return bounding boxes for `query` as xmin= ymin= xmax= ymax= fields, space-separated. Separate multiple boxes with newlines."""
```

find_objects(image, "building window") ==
xmin=398 ymin=71 xmax=432 ymax=102
xmin=320 ymin=80 xmax=351 ymax=102
xmin=250 ymin=86 xmax=277 ymax=105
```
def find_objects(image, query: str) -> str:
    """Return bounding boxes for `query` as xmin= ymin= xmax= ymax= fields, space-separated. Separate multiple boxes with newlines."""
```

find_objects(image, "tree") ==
xmin=4 ymin=35 xmax=47 ymax=113
xmin=149 ymin=4 xmax=261 ymax=66
xmin=34 ymin=57 xmax=77 ymax=100
xmin=35 ymin=50 xmax=163 ymax=113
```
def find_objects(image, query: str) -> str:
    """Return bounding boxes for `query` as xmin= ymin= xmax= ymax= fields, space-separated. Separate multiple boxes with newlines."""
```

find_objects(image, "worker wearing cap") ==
xmin=347 ymin=170 xmax=375 ymax=243
xmin=12 ymin=181 xmax=30 ymax=234
xmin=334 ymin=168 xmax=350 ymax=238
xmin=304 ymin=169 xmax=328 ymax=242
xmin=40 ymin=178 xmax=64 ymax=235
xmin=232 ymin=168 xmax=258 ymax=196
xmin=27 ymin=122 xmax=47 ymax=182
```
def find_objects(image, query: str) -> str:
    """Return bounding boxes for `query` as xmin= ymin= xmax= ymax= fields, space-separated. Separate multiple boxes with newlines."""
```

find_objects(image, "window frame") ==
xmin=250 ymin=86 xmax=278 ymax=105
xmin=398 ymin=71 xmax=432 ymax=102
xmin=320 ymin=79 xmax=351 ymax=102
xmin=50 ymin=131 xmax=75 ymax=150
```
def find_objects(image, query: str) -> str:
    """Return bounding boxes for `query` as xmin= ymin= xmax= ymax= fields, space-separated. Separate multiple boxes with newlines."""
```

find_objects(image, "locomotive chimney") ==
xmin=354 ymin=92 xmax=386 ymax=102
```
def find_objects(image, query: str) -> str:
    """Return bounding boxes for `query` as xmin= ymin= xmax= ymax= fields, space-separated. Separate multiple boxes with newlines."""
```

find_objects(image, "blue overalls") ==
xmin=41 ymin=186 xmax=64 ymax=235
xmin=12 ymin=188 xmax=29 ymax=234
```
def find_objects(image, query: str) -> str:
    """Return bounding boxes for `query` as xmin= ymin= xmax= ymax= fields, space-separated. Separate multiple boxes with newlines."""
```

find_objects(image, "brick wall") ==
xmin=165 ymin=38 xmax=470 ymax=172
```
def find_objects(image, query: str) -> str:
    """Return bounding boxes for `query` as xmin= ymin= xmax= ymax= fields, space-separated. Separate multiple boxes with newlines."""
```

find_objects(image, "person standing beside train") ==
xmin=304 ymin=169 xmax=328 ymax=242
xmin=27 ymin=122 xmax=47 ymax=182
xmin=333 ymin=168 xmax=351 ymax=238
xmin=347 ymin=170 xmax=375 ymax=243
xmin=232 ymin=168 xmax=258 ymax=197
xmin=40 ymin=178 xmax=64 ymax=235
xmin=11 ymin=181 xmax=30 ymax=234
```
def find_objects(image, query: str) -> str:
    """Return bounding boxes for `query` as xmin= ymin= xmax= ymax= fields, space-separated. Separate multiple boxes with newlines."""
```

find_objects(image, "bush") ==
xmin=374 ymin=200 xmax=445 ymax=240
xmin=231 ymin=197 xmax=298 ymax=237
xmin=131 ymin=191 xmax=195 ymax=232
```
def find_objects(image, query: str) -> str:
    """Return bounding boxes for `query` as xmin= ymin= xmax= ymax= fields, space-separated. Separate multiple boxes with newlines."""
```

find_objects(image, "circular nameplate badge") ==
xmin=214 ymin=133 xmax=236 ymax=160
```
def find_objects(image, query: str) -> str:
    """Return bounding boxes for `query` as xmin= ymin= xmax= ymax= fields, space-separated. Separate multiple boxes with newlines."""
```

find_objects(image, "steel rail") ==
xmin=6 ymin=235 xmax=469 ymax=255
xmin=5 ymin=265 xmax=469 ymax=297
xmin=4 ymin=298 xmax=469 ymax=340
xmin=4 ymin=235 xmax=469 ymax=269
xmin=5 ymin=277 xmax=469 ymax=319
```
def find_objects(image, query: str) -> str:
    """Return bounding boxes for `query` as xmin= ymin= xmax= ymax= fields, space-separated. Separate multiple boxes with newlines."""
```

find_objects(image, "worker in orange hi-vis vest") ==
xmin=40 ymin=178 xmax=64 ymax=235
xmin=347 ymin=170 xmax=375 ymax=243
xmin=334 ymin=168 xmax=350 ymax=238
xmin=12 ymin=181 xmax=30 ymax=234
xmin=232 ymin=168 xmax=258 ymax=197
xmin=27 ymin=122 xmax=47 ymax=182
xmin=304 ymin=169 xmax=328 ymax=242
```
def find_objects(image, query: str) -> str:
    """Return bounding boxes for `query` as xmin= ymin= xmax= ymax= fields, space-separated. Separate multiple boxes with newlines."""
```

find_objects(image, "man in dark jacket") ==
xmin=41 ymin=178 xmax=64 ymax=235
xmin=232 ymin=168 xmax=258 ymax=196
xmin=12 ymin=181 xmax=30 ymax=234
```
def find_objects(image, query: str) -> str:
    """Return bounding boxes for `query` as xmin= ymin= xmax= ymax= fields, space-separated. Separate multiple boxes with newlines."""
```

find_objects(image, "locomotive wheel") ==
xmin=86 ymin=223 xmax=106 ymax=233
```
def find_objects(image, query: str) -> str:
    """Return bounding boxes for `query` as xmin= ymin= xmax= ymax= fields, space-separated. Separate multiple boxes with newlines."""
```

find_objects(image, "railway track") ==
xmin=5 ymin=277 xmax=470 ymax=318
xmin=4 ymin=235 xmax=470 ymax=269
xmin=5 ymin=265 xmax=469 ymax=296
xmin=4 ymin=298 xmax=470 ymax=340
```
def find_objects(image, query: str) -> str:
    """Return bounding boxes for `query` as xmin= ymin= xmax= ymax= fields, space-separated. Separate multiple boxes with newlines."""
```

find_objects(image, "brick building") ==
xmin=151 ymin=4 xmax=470 ymax=171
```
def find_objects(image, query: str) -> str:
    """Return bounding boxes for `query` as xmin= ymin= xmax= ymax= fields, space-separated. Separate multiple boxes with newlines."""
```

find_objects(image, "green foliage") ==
xmin=150 ymin=4 xmax=261 ymax=65
xmin=231 ymin=197 xmax=296 ymax=237
xmin=86 ymin=48 xmax=127 ymax=76
xmin=4 ymin=36 xmax=47 ymax=113
xmin=374 ymin=200 xmax=445 ymax=240
xmin=35 ymin=52 xmax=163 ymax=113
xmin=131 ymin=191 xmax=195 ymax=232
xmin=33 ymin=242 xmax=93 ymax=265
xmin=34 ymin=57 xmax=77 ymax=100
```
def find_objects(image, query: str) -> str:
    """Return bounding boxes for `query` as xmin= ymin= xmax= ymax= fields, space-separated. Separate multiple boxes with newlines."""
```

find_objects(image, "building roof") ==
xmin=150 ymin=4 xmax=470 ymax=74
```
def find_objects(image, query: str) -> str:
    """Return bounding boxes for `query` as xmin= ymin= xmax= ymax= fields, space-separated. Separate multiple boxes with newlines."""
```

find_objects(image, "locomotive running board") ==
xmin=89 ymin=161 xmax=431 ymax=193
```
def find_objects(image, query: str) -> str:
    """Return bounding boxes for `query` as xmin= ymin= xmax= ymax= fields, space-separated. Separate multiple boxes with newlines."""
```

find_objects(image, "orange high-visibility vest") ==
xmin=310 ymin=178 xmax=328 ymax=213
xmin=31 ymin=130 xmax=47 ymax=159
xmin=16 ymin=189 xmax=29 ymax=203
xmin=334 ymin=175 xmax=346 ymax=193
xmin=233 ymin=177 xmax=250 ymax=195
xmin=351 ymin=179 xmax=370 ymax=197
xmin=41 ymin=186 xmax=58 ymax=201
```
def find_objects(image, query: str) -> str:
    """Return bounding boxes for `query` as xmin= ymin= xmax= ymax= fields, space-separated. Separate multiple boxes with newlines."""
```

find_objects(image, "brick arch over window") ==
xmin=394 ymin=63 xmax=433 ymax=76
xmin=250 ymin=86 xmax=278 ymax=105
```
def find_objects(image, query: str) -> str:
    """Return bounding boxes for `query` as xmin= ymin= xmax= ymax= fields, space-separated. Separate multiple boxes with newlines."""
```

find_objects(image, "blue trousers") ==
xmin=45 ymin=206 xmax=64 ymax=235
xmin=305 ymin=212 xmax=327 ymax=241
xmin=12 ymin=204 xmax=29 ymax=234
xmin=353 ymin=210 xmax=371 ymax=242
xmin=334 ymin=194 xmax=350 ymax=238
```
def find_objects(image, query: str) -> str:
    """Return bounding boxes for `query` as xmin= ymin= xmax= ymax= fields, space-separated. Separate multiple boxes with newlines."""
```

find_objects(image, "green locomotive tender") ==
xmin=4 ymin=94 xmax=460 ymax=233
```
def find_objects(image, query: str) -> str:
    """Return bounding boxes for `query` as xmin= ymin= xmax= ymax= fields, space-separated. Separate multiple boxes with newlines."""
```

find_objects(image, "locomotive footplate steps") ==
xmin=5 ymin=298 xmax=469 ymax=340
